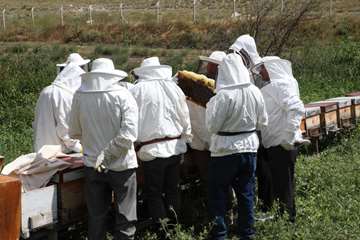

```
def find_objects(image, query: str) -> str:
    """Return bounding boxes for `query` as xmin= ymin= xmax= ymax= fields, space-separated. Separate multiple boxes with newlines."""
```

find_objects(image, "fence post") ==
xmin=329 ymin=0 xmax=333 ymax=16
xmin=31 ymin=7 xmax=35 ymax=26
xmin=193 ymin=0 xmax=197 ymax=23
xmin=89 ymin=5 xmax=93 ymax=25
xmin=60 ymin=5 xmax=64 ymax=26
xmin=2 ymin=9 xmax=6 ymax=30
xmin=156 ymin=1 xmax=160 ymax=24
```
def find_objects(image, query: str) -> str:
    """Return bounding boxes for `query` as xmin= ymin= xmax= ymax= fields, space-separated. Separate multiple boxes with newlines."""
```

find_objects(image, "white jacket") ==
xmin=69 ymin=73 xmax=139 ymax=172
xmin=33 ymin=63 xmax=84 ymax=152
xmin=260 ymin=58 xmax=305 ymax=148
xmin=187 ymin=100 xmax=210 ymax=151
xmin=206 ymin=54 xmax=268 ymax=157
xmin=130 ymin=66 xmax=192 ymax=161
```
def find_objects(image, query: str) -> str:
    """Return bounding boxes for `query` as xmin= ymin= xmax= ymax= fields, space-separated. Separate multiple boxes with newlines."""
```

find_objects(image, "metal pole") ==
xmin=193 ymin=0 xmax=196 ymax=23
xmin=31 ymin=7 xmax=35 ymax=26
xmin=2 ymin=9 xmax=6 ymax=30
xmin=60 ymin=5 xmax=64 ymax=26
xmin=330 ymin=0 xmax=333 ymax=16
xmin=156 ymin=1 xmax=160 ymax=24
xmin=89 ymin=5 xmax=93 ymax=25
xmin=233 ymin=0 xmax=236 ymax=17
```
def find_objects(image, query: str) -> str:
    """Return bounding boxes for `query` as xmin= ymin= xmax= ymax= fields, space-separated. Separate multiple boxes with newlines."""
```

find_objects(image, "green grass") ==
xmin=0 ymin=40 xmax=360 ymax=239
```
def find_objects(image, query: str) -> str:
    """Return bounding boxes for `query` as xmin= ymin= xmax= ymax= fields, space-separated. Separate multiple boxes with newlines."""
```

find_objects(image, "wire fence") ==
xmin=0 ymin=0 xmax=359 ymax=31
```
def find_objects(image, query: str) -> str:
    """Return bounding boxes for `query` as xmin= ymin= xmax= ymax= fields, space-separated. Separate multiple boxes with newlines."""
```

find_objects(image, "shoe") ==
xmin=255 ymin=213 xmax=274 ymax=222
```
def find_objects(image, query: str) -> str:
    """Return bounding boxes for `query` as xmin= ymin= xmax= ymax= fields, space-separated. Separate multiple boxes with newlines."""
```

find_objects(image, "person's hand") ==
xmin=95 ymin=151 xmax=108 ymax=173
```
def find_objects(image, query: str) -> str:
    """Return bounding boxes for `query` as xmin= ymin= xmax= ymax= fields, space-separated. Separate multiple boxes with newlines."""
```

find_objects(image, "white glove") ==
xmin=71 ymin=141 xmax=83 ymax=153
xmin=95 ymin=151 xmax=108 ymax=173
xmin=280 ymin=143 xmax=295 ymax=151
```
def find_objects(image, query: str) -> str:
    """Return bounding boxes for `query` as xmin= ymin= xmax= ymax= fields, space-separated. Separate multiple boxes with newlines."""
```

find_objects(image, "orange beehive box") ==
xmin=0 ymin=175 xmax=21 ymax=240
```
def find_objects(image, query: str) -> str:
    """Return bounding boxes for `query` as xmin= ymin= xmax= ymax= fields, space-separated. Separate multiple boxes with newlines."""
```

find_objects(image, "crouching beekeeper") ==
xmin=206 ymin=53 xmax=268 ymax=240
xmin=130 ymin=57 xmax=192 ymax=232
xmin=69 ymin=58 xmax=139 ymax=240
xmin=252 ymin=57 xmax=306 ymax=222
xmin=33 ymin=53 xmax=90 ymax=153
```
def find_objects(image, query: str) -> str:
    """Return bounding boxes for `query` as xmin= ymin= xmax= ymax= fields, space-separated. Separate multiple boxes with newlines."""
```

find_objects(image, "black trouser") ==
xmin=256 ymin=146 xmax=273 ymax=212
xmin=85 ymin=167 xmax=137 ymax=240
xmin=142 ymin=155 xmax=181 ymax=222
xmin=264 ymin=146 xmax=297 ymax=222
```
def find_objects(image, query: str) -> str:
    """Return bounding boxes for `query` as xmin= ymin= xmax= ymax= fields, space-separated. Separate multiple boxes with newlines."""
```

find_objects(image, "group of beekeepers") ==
xmin=33 ymin=34 xmax=309 ymax=240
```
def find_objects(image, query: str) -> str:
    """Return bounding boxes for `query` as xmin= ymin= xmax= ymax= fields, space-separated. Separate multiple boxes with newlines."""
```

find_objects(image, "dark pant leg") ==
xmin=85 ymin=167 xmax=112 ymax=240
xmin=109 ymin=169 xmax=137 ymax=240
xmin=143 ymin=158 xmax=166 ymax=220
xmin=256 ymin=146 xmax=273 ymax=212
xmin=266 ymin=146 xmax=297 ymax=221
xmin=163 ymin=155 xmax=181 ymax=219
xmin=208 ymin=155 xmax=238 ymax=240
xmin=232 ymin=153 xmax=256 ymax=240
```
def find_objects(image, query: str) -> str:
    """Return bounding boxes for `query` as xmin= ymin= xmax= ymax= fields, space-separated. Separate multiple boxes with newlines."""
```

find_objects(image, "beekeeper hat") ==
xmin=199 ymin=51 xmax=227 ymax=65
xmin=229 ymin=34 xmax=262 ymax=65
xmin=82 ymin=58 xmax=128 ymax=79
xmin=56 ymin=53 xmax=91 ymax=67
xmin=133 ymin=57 xmax=171 ymax=76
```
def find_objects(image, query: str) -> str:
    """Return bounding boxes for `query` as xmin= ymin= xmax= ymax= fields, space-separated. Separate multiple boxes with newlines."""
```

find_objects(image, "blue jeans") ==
xmin=208 ymin=152 xmax=256 ymax=240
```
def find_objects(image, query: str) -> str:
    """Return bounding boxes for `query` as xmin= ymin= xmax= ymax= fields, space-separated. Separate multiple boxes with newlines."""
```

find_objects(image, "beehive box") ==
xmin=21 ymin=184 xmax=57 ymax=239
xmin=302 ymin=105 xmax=321 ymax=137
xmin=0 ymin=175 xmax=21 ymax=240
xmin=326 ymin=98 xmax=353 ymax=128
xmin=345 ymin=92 xmax=360 ymax=122
xmin=306 ymin=102 xmax=339 ymax=134
xmin=51 ymin=166 xmax=86 ymax=225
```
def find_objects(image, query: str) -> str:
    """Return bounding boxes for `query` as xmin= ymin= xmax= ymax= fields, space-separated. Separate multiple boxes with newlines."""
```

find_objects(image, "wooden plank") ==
xmin=0 ymin=175 xmax=21 ymax=240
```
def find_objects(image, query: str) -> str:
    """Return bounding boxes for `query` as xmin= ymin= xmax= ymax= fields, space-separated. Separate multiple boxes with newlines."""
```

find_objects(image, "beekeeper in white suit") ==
xmin=69 ymin=58 xmax=138 ymax=240
xmin=206 ymin=53 xmax=268 ymax=240
xmin=186 ymin=51 xmax=226 ymax=180
xmin=130 ymin=57 xmax=191 ymax=233
xmin=252 ymin=57 xmax=306 ymax=222
xmin=33 ymin=54 xmax=89 ymax=153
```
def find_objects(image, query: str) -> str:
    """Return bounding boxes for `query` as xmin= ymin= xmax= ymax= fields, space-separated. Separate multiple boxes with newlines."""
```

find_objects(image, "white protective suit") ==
xmin=206 ymin=54 xmax=268 ymax=157
xmin=260 ymin=58 xmax=305 ymax=149
xmin=229 ymin=34 xmax=262 ymax=65
xmin=69 ymin=72 xmax=139 ymax=172
xmin=131 ymin=60 xmax=192 ymax=161
xmin=33 ymin=63 xmax=84 ymax=153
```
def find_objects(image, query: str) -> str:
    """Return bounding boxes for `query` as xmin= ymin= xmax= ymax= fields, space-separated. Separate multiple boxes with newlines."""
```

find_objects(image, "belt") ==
xmin=135 ymin=135 xmax=182 ymax=152
xmin=217 ymin=129 xmax=256 ymax=136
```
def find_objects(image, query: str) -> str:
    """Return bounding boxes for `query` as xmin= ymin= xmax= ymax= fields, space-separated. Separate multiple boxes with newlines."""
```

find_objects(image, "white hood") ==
xmin=229 ymin=34 xmax=262 ymax=65
xmin=135 ymin=66 xmax=173 ymax=82
xmin=216 ymin=53 xmax=251 ymax=92
xmin=79 ymin=73 xmax=124 ymax=92
xmin=52 ymin=63 xmax=85 ymax=93
xmin=263 ymin=58 xmax=300 ymax=96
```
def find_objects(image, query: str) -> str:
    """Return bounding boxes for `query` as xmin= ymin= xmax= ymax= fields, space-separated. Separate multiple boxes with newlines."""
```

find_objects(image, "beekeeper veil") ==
xmin=52 ymin=62 xmax=85 ymax=93
xmin=216 ymin=53 xmax=251 ymax=92
xmin=262 ymin=57 xmax=300 ymax=96
xmin=229 ymin=34 xmax=262 ymax=69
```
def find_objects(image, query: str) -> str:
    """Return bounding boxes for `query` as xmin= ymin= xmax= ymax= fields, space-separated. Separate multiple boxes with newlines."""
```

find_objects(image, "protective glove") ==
xmin=95 ymin=151 xmax=108 ymax=173
xmin=280 ymin=143 xmax=295 ymax=151
xmin=71 ymin=141 xmax=83 ymax=153
xmin=294 ymin=138 xmax=311 ymax=147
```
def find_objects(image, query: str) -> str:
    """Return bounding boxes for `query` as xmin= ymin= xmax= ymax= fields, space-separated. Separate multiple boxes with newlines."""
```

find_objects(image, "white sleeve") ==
xmin=69 ymin=93 xmax=82 ymax=140
xmin=274 ymin=83 xmax=305 ymax=133
xmin=103 ymin=92 xmax=138 ymax=160
xmin=205 ymin=92 xmax=229 ymax=134
xmin=52 ymin=91 xmax=80 ymax=150
xmin=255 ymin=89 xmax=268 ymax=130
xmin=177 ymin=89 xmax=192 ymax=142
